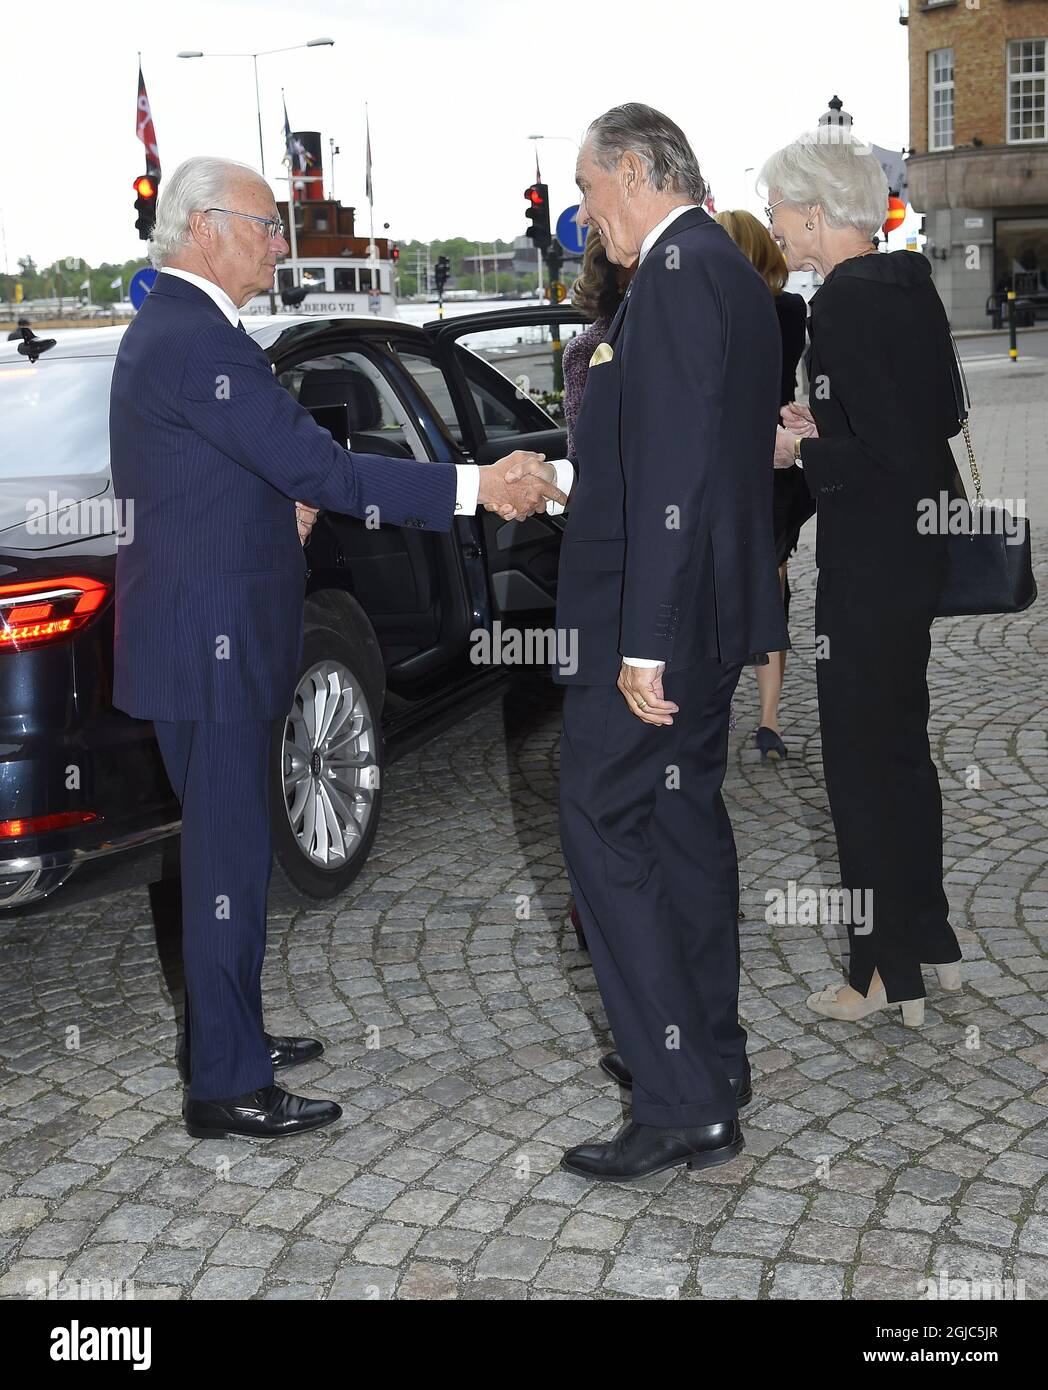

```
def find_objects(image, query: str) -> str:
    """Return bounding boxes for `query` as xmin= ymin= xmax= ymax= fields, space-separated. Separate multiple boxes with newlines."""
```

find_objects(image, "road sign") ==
xmin=129 ymin=267 xmax=158 ymax=310
xmin=556 ymin=205 xmax=588 ymax=256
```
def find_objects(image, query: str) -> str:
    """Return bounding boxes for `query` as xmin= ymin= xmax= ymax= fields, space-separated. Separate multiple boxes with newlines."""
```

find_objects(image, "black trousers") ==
xmin=153 ymin=719 xmax=276 ymax=1101
xmin=815 ymin=566 xmax=960 ymax=1002
xmin=559 ymin=660 xmax=744 ymax=1127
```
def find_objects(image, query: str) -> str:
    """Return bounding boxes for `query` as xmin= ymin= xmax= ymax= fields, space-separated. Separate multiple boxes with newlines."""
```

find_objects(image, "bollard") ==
xmin=1007 ymin=290 xmax=1018 ymax=363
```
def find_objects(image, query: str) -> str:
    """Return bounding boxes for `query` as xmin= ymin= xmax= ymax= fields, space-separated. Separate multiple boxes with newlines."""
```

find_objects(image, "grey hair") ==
xmin=147 ymin=156 xmax=263 ymax=268
xmin=583 ymin=103 xmax=707 ymax=203
xmin=757 ymin=129 xmax=888 ymax=237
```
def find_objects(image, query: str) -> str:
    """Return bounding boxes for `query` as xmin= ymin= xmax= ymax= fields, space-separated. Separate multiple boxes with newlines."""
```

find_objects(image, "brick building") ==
xmin=905 ymin=0 xmax=1048 ymax=327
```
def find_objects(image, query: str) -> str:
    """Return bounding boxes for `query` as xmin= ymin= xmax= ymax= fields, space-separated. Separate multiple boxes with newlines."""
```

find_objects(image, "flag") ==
xmin=110 ymin=276 xmax=122 ymax=290
xmin=365 ymin=108 xmax=374 ymax=206
xmin=282 ymin=94 xmax=314 ymax=212
xmin=282 ymin=96 xmax=296 ymax=170
xmin=136 ymin=64 xmax=161 ymax=177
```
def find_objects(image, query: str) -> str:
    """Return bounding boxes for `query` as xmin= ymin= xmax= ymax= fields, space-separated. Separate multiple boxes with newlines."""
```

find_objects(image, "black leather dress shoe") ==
xmin=561 ymin=1118 xmax=744 ymax=1182
xmin=177 ymin=1032 xmax=324 ymax=1085
xmin=183 ymin=1084 xmax=341 ymax=1140
xmin=599 ymin=1052 xmax=753 ymax=1108
xmin=265 ymin=1034 xmax=324 ymax=1069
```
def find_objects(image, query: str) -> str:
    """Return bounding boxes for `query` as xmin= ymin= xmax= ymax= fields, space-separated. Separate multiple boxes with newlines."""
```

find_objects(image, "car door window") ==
xmin=393 ymin=349 xmax=468 ymax=445
xmin=450 ymin=323 xmax=584 ymax=439
xmin=278 ymin=350 xmax=430 ymax=461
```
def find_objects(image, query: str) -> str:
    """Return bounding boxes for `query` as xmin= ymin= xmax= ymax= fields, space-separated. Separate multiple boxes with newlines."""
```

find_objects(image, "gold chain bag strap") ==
xmin=936 ymin=333 xmax=1035 ymax=617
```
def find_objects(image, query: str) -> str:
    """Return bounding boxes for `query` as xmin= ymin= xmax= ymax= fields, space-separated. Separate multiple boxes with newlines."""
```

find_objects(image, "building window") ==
xmin=333 ymin=268 xmax=357 ymax=293
xmin=928 ymin=48 xmax=954 ymax=151
xmin=1008 ymin=39 xmax=1047 ymax=144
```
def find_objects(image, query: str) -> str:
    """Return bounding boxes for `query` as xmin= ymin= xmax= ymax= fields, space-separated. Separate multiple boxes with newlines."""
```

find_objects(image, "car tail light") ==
xmin=0 ymin=810 xmax=101 ymax=838
xmin=0 ymin=575 xmax=110 ymax=650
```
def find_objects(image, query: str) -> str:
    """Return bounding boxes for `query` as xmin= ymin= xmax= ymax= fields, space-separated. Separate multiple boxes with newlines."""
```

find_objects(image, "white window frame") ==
xmin=1008 ymin=38 xmax=1047 ymax=145
xmin=928 ymin=47 xmax=955 ymax=152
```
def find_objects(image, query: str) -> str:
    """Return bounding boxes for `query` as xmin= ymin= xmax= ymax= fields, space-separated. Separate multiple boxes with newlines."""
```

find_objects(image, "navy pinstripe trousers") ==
xmin=153 ymin=719 xmax=276 ymax=1101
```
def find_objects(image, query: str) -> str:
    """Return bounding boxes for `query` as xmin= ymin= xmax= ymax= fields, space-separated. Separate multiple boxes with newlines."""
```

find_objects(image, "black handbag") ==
xmin=935 ymin=340 xmax=1037 ymax=618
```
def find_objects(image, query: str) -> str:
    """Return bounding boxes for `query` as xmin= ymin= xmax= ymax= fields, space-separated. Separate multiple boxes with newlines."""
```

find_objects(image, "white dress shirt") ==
xmin=159 ymin=266 xmax=481 ymax=516
xmin=160 ymin=266 xmax=242 ymax=327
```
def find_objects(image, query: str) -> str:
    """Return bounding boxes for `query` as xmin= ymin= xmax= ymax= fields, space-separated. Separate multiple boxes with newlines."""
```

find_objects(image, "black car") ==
xmin=0 ymin=306 xmax=583 ymax=908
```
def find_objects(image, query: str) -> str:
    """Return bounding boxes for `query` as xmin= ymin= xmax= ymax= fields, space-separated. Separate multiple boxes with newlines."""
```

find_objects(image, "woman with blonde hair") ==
xmin=715 ymin=209 xmax=811 ymax=762
xmin=762 ymin=127 xmax=962 ymax=1025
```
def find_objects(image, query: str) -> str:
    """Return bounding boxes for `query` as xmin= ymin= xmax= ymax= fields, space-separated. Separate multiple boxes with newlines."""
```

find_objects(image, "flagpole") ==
xmin=283 ymin=89 xmax=300 ymax=290
xmin=287 ymin=168 xmax=299 ymax=288
xmin=366 ymin=104 xmax=376 ymax=290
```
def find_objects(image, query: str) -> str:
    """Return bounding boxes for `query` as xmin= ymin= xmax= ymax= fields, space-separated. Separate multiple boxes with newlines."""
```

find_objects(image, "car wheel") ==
xmin=270 ymin=621 xmax=384 ymax=899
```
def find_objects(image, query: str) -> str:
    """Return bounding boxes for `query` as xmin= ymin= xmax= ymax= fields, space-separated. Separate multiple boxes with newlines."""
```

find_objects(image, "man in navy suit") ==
xmin=535 ymin=105 xmax=789 ymax=1181
xmin=110 ymin=156 xmax=565 ymax=1141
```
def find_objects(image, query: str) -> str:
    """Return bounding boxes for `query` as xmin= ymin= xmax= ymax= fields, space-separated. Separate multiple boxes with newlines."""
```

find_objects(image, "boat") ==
xmin=243 ymin=129 xmax=398 ymax=319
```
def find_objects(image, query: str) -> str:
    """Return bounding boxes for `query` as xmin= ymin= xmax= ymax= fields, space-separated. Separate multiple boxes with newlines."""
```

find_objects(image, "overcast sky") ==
xmin=1 ymin=0 xmax=913 ymax=271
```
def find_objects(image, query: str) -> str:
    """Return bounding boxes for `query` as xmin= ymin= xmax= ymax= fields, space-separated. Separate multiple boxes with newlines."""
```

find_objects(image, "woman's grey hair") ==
xmin=584 ymin=103 xmax=707 ymax=203
xmin=147 ymin=156 xmax=262 ymax=268
xmin=757 ymin=130 xmax=889 ymax=237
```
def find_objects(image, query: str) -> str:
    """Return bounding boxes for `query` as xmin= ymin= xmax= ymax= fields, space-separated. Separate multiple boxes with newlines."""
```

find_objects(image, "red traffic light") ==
xmin=525 ymin=186 xmax=546 ymax=207
xmin=133 ymin=174 xmax=157 ymax=199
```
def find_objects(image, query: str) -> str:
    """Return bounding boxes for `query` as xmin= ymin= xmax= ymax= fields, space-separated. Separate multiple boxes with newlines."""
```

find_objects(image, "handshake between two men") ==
xmin=477 ymin=449 xmax=567 ymax=521
xmin=295 ymin=449 xmax=566 ymax=545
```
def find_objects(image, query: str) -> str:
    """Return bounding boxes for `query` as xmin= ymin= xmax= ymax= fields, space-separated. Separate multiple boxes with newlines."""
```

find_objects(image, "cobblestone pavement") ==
xmin=0 ymin=363 xmax=1045 ymax=1302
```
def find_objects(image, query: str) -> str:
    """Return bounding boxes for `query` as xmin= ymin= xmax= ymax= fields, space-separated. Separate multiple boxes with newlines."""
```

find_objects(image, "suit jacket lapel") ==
xmin=602 ymin=290 xmax=631 ymax=350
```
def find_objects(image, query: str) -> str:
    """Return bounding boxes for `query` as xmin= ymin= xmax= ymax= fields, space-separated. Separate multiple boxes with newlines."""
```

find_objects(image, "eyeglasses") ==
xmin=205 ymin=208 xmax=285 ymax=240
xmin=764 ymin=198 xmax=787 ymax=225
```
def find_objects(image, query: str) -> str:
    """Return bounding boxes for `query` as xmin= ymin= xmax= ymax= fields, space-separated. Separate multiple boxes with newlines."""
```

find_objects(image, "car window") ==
xmin=447 ymin=327 xmax=574 ymax=441
xmin=0 ymin=357 xmax=114 ymax=479
xmin=394 ymin=349 xmax=467 ymax=445
xmin=278 ymin=350 xmax=430 ymax=462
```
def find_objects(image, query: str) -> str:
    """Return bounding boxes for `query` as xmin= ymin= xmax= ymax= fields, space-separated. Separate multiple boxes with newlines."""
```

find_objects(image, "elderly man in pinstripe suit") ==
xmin=109 ymin=156 xmax=564 ymax=1141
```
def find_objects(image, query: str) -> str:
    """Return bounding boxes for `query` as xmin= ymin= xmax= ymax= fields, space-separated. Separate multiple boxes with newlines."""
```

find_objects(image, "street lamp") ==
xmin=177 ymin=39 xmax=334 ymax=178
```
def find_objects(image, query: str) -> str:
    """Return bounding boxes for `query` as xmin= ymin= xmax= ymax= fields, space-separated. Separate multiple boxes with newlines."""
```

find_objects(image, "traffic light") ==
xmin=390 ymin=243 xmax=400 ymax=263
xmin=133 ymin=174 xmax=159 ymax=241
xmin=524 ymin=183 xmax=551 ymax=252
xmin=434 ymin=255 xmax=451 ymax=294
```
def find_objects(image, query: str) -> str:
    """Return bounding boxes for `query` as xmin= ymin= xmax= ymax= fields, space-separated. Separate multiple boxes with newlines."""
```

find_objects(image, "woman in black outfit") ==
xmin=716 ymin=210 xmax=813 ymax=761
xmin=761 ymin=128 xmax=963 ymax=1026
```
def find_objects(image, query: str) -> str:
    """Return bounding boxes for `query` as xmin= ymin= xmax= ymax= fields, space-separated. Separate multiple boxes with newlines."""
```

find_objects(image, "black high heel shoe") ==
xmin=756 ymin=726 xmax=787 ymax=762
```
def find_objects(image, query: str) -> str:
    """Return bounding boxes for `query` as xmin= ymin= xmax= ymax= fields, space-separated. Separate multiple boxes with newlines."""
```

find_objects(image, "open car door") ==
xmin=423 ymin=306 xmax=587 ymax=633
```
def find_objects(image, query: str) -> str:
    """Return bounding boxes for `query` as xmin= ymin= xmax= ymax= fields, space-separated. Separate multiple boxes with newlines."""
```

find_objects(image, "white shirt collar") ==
xmin=638 ymin=203 xmax=700 ymax=265
xmin=159 ymin=267 xmax=242 ymax=327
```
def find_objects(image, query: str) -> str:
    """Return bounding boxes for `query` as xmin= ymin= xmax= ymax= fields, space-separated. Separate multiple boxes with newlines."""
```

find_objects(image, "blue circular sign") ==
xmin=556 ymin=205 xmax=588 ymax=256
xmin=129 ymin=267 xmax=158 ymax=310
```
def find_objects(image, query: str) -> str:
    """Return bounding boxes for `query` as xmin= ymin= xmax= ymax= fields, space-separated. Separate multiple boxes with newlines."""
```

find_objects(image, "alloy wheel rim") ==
xmin=282 ymin=660 xmax=379 ymax=870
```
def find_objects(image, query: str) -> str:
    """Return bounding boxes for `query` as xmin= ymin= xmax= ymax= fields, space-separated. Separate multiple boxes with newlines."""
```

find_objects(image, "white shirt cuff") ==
xmin=544 ymin=458 xmax=575 ymax=515
xmin=454 ymin=463 xmax=480 ymax=514
xmin=623 ymin=657 xmax=663 ymax=668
